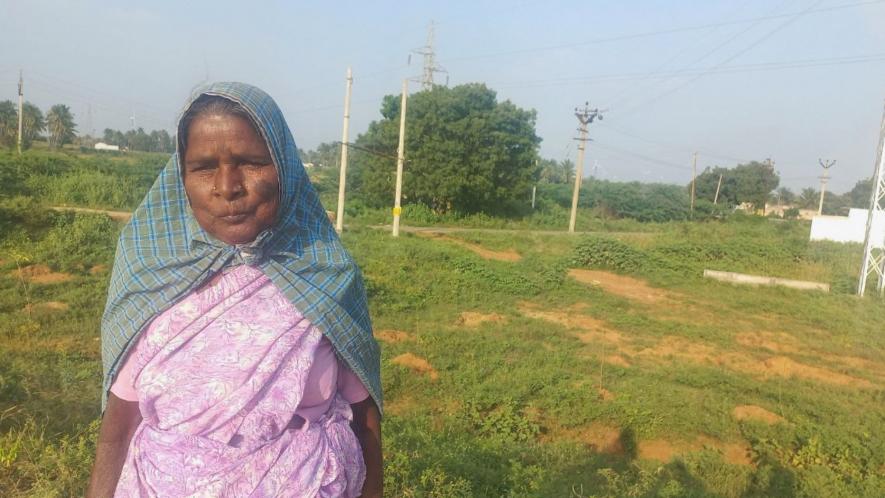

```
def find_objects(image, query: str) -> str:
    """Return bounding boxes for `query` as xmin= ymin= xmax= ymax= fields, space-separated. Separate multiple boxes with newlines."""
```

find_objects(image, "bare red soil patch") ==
xmin=375 ymin=330 xmax=413 ymax=343
xmin=519 ymin=298 xmax=875 ymax=390
xmin=12 ymin=264 xmax=74 ymax=284
xmin=640 ymin=435 xmax=753 ymax=466
xmin=391 ymin=353 xmax=439 ymax=381
xmin=735 ymin=331 xmax=800 ymax=354
xmin=545 ymin=422 xmax=626 ymax=455
xmin=385 ymin=396 xmax=421 ymax=416
xmin=22 ymin=301 xmax=69 ymax=313
xmin=761 ymin=356 xmax=873 ymax=388
xmin=517 ymin=302 xmax=624 ymax=345
xmin=458 ymin=311 xmax=507 ymax=328
xmin=597 ymin=387 xmax=616 ymax=401
xmin=733 ymin=405 xmax=785 ymax=425
xmin=416 ymin=232 xmax=521 ymax=262
xmin=604 ymin=355 xmax=631 ymax=368
xmin=568 ymin=269 xmax=673 ymax=304
xmin=89 ymin=264 xmax=108 ymax=275
xmin=636 ymin=336 xmax=874 ymax=389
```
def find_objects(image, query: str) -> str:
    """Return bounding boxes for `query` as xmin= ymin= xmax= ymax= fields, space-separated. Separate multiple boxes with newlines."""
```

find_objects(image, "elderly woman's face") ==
xmin=182 ymin=113 xmax=280 ymax=245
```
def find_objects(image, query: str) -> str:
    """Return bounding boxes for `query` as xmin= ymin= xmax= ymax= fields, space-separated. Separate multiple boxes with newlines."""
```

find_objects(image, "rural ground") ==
xmin=1 ymin=151 xmax=884 ymax=497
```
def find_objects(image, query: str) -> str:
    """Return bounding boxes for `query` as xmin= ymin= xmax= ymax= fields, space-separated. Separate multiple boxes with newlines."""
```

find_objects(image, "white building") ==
xmin=94 ymin=142 xmax=120 ymax=151
xmin=810 ymin=208 xmax=885 ymax=248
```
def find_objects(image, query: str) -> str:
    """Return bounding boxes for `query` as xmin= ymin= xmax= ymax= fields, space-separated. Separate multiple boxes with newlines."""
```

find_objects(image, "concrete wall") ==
xmin=809 ymin=208 xmax=885 ymax=248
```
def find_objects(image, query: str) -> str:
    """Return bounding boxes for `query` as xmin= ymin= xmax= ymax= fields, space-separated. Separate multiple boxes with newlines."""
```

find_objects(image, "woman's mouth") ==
xmin=219 ymin=212 xmax=250 ymax=223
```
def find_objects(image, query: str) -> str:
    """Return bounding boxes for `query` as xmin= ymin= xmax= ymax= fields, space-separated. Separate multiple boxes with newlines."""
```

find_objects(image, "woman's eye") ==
xmin=188 ymin=163 xmax=214 ymax=172
xmin=243 ymin=161 xmax=271 ymax=170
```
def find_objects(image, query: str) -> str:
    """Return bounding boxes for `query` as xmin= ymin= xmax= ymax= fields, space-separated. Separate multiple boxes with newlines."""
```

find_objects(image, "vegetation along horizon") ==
xmin=1 ymin=83 xmax=884 ymax=497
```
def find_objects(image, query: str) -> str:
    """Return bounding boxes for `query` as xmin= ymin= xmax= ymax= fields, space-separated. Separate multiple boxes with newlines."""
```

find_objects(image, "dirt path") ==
xmin=415 ymin=232 xmax=522 ymax=261
xmin=369 ymin=224 xmax=649 ymax=237
xmin=51 ymin=206 xmax=132 ymax=222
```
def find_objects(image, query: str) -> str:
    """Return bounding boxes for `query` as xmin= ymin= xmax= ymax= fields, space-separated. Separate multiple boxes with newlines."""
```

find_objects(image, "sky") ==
xmin=2 ymin=0 xmax=884 ymax=193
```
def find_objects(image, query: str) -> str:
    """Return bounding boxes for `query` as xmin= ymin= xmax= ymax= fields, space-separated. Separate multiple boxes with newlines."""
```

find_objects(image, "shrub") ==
xmin=34 ymin=213 xmax=119 ymax=273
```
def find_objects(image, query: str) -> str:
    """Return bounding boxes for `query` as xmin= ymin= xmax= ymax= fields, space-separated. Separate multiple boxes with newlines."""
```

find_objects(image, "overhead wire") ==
xmin=607 ymin=0 xmax=793 ymax=111
xmin=617 ymin=0 xmax=828 ymax=117
xmin=490 ymin=53 xmax=885 ymax=90
xmin=438 ymin=0 xmax=884 ymax=64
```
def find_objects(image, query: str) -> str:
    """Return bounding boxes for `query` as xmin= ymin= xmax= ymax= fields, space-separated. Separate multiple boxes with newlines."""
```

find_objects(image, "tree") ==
xmin=798 ymin=187 xmax=819 ymax=209
xmin=693 ymin=161 xmax=779 ymax=210
xmin=46 ymin=104 xmax=76 ymax=148
xmin=300 ymin=141 xmax=340 ymax=168
xmin=352 ymin=83 xmax=541 ymax=214
xmin=539 ymin=158 xmax=574 ymax=184
xmin=21 ymin=102 xmax=45 ymax=150
xmin=730 ymin=161 xmax=779 ymax=211
xmin=0 ymin=101 xmax=16 ymax=147
xmin=694 ymin=166 xmax=734 ymax=205
xmin=100 ymin=127 xmax=173 ymax=152
xmin=847 ymin=177 xmax=873 ymax=209
xmin=775 ymin=187 xmax=796 ymax=205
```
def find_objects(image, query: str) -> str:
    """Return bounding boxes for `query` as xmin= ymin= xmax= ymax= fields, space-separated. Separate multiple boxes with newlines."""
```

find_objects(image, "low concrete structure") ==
xmin=764 ymin=203 xmax=817 ymax=220
xmin=94 ymin=142 xmax=120 ymax=151
xmin=703 ymin=269 xmax=829 ymax=292
xmin=809 ymin=208 xmax=885 ymax=247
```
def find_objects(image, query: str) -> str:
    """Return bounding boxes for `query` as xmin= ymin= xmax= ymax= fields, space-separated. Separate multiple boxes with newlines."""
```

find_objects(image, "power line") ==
xmin=591 ymin=142 xmax=692 ymax=172
xmin=439 ymin=0 xmax=884 ymax=64
xmin=490 ymin=53 xmax=885 ymax=90
xmin=607 ymin=0 xmax=794 ymax=111
xmin=618 ymin=0 xmax=827 ymax=116
xmin=596 ymin=121 xmax=750 ymax=164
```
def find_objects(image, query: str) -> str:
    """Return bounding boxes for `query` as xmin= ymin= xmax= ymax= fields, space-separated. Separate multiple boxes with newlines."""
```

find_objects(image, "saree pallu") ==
xmin=113 ymin=265 xmax=365 ymax=497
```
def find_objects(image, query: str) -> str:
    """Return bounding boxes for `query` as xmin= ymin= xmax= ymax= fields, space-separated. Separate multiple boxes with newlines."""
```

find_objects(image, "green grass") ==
xmin=1 ymin=150 xmax=884 ymax=496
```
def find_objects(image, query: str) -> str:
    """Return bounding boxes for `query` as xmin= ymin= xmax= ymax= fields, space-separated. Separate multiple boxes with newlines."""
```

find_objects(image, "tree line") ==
xmin=0 ymin=99 xmax=174 ymax=153
xmin=300 ymin=82 xmax=873 ymax=222
xmin=98 ymin=128 xmax=174 ymax=153
xmin=0 ymin=101 xmax=76 ymax=149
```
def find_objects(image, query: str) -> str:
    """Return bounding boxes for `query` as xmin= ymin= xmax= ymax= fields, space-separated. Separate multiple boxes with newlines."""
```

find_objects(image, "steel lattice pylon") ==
xmin=857 ymin=102 xmax=885 ymax=297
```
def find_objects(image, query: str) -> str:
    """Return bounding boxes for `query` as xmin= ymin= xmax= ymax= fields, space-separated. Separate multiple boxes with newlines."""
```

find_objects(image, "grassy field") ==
xmin=1 ymin=150 xmax=884 ymax=496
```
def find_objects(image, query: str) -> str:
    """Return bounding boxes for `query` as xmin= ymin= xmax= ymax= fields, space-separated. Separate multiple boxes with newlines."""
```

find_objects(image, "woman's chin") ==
xmin=212 ymin=228 xmax=260 ymax=246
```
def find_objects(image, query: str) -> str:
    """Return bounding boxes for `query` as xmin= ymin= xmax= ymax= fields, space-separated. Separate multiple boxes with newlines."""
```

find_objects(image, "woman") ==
xmin=87 ymin=82 xmax=382 ymax=497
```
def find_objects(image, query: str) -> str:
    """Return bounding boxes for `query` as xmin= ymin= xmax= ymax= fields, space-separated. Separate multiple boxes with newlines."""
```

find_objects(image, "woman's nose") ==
xmin=215 ymin=165 xmax=245 ymax=200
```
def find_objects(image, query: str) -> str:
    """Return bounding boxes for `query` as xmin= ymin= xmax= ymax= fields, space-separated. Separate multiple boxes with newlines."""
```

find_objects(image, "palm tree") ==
xmin=798 ymin=187 xmax=819 ymax=209
xmin=20 ymin=102 xmax=45 ymax=150
xmin=46 ymin=104 xmax=76 ymax=149
xmin=0 ymin=100 xmax=16 ymax=148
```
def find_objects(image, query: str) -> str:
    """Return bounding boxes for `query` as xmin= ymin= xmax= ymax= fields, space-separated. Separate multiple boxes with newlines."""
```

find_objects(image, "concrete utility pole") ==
xmin=690 ymin=151 xmax=698 ymax=217
xmin=858 ymin=101 xmax=885 ymax=297
xmin=713 ymin=173 xmax=723 ymax=205
xmin=392 ymin=80 xmax=408 ymax=237
xmin=569 ymin=102 xmax=604 ymax=233
xmin=411 ymin=21 xmax=447 ymax=91
xmin=17 ymin=70 xmax=23 ymax=155
xmin=335 ymin=67 xmax=353 ymax=233
xmin=763 ymin=158 xmax=775 ymax=215
xmin=817 ymin=158 xmax=836 ymax=215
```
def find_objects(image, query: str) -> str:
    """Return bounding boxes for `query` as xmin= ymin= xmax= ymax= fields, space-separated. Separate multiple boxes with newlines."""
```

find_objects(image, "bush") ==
xmin=34 ymin=213 xmax=119 ymax=273
xmin=0 ymin=196 xmax=51 ymax=236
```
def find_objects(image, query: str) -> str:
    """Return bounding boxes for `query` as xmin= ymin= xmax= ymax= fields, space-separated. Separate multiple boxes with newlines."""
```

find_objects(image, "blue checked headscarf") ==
xmin=100 ymin=82 xmax=381 ymax=414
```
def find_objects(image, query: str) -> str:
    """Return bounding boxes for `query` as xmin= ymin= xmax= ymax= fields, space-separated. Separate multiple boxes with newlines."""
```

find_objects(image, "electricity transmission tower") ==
xmin=410 ymin=21 xmax=448 ymax=91
xmin=858 ymin=103 xmax=885 ymax=297
xmin=817 ymin=158 xmax=836 ymax=215
xmin=569 ymin=102 xmax=604 ymax=233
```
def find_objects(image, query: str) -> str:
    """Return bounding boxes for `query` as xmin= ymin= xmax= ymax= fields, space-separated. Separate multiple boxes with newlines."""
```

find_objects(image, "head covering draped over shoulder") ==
xmin=100 ymin=82 xmax=381 ymax=413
